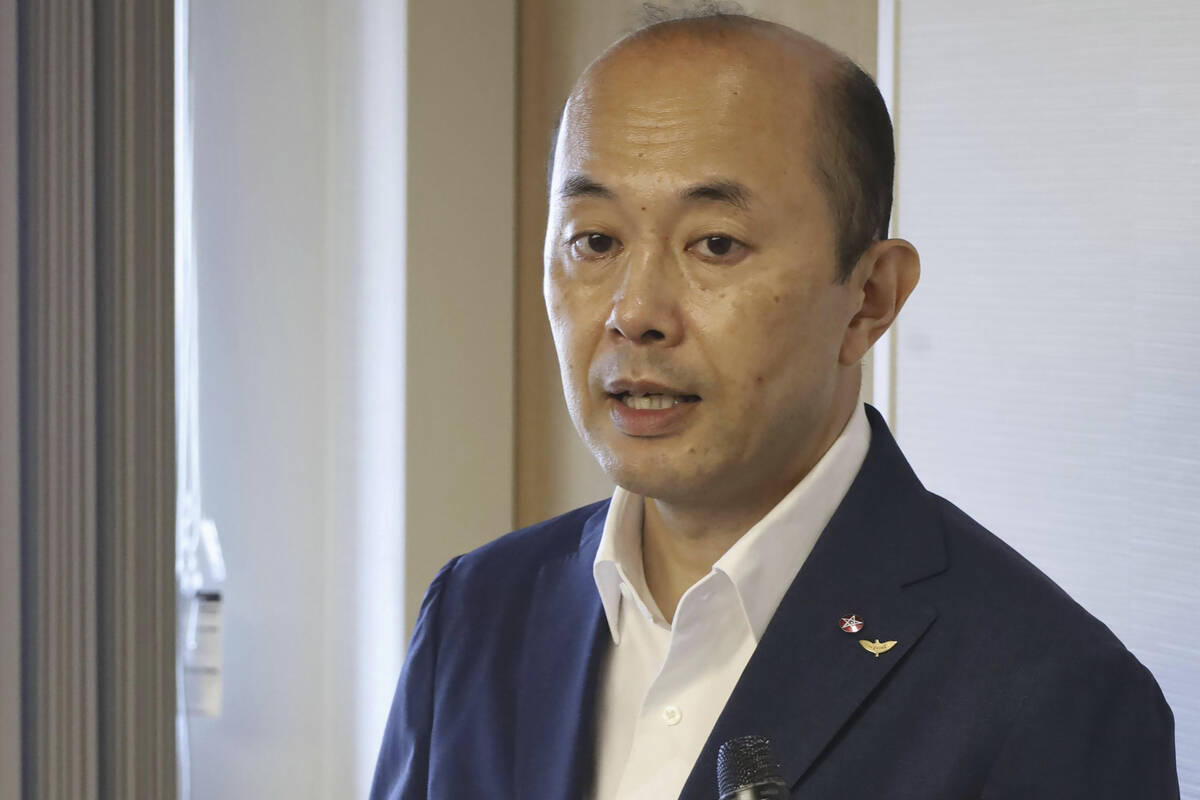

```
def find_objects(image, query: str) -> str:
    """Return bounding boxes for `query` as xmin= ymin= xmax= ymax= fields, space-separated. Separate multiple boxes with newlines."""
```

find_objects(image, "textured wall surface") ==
xmin=893 ymin=1 xmax=1198 ymax=793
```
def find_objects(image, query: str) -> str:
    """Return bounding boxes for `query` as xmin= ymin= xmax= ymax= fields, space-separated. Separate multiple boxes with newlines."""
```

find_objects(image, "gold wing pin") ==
xmin=859 ymin=638 xmax=898 ymax=657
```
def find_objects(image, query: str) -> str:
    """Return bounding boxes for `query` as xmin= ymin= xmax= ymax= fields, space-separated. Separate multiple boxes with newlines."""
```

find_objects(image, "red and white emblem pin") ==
xmin=840 ymin=614 xmax=864 ymax=633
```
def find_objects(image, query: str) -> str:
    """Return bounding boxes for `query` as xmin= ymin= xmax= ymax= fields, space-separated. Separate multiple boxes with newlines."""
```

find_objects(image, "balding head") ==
xmin=598 ymin=11 xmax=840 ymax=77
xmin=551 ymin=13 xmax=894 ymax=281
xmin=542 ymin=11 xmax=918 ymax=511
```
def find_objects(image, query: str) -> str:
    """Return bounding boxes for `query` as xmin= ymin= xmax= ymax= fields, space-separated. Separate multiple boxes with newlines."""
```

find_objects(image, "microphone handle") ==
xmin=720 ymin=781 xmax=790 ymax=800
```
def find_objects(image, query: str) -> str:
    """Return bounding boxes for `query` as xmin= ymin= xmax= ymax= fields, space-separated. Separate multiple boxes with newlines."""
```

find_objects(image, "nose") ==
xmin=605 ymin=249 xmax=684 ymax=347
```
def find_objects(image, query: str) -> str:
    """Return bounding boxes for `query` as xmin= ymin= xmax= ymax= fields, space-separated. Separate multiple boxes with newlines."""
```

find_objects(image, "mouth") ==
xmin=609 ymin=391 xmax=702 ymax=410
xmin=604 ymin=382 xmax=702 ymax=437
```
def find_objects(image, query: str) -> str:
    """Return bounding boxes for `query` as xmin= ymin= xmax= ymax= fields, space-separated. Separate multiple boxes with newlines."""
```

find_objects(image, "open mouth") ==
xmin=611 ymin=391 xmax=701 ymax=410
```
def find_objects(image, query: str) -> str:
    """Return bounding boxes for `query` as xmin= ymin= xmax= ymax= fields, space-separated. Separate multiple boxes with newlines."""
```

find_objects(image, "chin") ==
xmin=582 ymin=420 xmax=725 ymax=501
xmin=596 ymin=451 xmax=714 ymax=504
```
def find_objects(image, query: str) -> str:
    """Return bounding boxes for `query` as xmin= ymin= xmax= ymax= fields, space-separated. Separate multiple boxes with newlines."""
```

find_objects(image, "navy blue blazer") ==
xmin=371 ymin=405 xmax=1178 ymax=799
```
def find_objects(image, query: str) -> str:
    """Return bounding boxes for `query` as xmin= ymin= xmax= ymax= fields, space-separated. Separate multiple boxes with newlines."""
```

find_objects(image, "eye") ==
xmin=567 ymin=232 xmax=621 ymax=260
xmin=688 ymin=234 xmax=747 ymax=263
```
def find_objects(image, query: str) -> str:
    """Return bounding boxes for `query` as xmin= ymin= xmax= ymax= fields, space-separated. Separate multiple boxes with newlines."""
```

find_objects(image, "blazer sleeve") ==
xmin=979 ymin=645 xmax=1179 ymax=799
xmin=369 ymin=556 xmax=461 ymax=800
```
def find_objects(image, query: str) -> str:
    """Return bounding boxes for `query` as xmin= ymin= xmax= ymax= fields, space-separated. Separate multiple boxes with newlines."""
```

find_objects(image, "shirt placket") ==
xmin=615 ymin=573 xmax=748 ymax=799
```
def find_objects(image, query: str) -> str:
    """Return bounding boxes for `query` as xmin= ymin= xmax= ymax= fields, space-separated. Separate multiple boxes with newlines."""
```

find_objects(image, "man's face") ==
xmin=544 ymin=40 xmax=862 ymax=508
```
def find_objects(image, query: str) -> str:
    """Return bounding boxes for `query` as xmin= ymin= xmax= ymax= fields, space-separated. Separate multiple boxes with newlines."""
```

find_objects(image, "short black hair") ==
xmin=813 ymin=53 xmax=895 ymax=282
xmin=547 ymin=8 xmax=894 ymax=283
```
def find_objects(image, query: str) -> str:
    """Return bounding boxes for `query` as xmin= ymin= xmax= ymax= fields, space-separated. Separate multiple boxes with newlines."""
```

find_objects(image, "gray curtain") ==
xmin=3 ymin=0 xmax=177 ymax=797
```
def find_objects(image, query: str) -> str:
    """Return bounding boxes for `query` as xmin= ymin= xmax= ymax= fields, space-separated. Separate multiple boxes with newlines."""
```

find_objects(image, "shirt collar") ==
xmin=592 ymin=402 xmax=872 ymax=644
xmin=715 ymin=402 xmax=871 ymax=639
xmin=592 ymin=487 xmax=663 ymax=644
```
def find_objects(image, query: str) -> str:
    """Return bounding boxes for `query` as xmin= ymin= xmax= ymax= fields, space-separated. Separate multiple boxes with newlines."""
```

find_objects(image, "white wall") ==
xmin=189 ymin=0 xmax=514 ymax=796
xmin=190 ymin=0 xmax=340 ymax=796
xmin=892 ymin=1 xmax=1198 ymax=793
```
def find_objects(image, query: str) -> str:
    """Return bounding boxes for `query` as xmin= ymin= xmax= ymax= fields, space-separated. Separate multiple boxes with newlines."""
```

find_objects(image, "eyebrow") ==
xmin=559 ymin=174 xmax=755 ymax=212
xmin=560 ymin=174 xmax=615 ymax=201
xmin=680 ymin=179 xmax=754 ymax=211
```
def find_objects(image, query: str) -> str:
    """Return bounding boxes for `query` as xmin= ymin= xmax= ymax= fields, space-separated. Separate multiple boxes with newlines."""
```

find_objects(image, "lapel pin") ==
xmin=839 ymin=614 xmax=864 ymax=633
xmin=860 ymin=639 xmax=897 ymax=658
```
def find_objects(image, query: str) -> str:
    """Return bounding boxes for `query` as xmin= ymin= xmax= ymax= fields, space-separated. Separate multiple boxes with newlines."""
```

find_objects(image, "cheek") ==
xmin=544 ymin=284 xmax=570 ymax=351
xmin=725 ymin=283 xmax=805 ymax=356
xmin=545 ymin=273 xmax=603 ymax=388
xmin=703 ymin=283 xmax=839 ymax=399
xmin=545 ymin=264 xmax=584 ymax=343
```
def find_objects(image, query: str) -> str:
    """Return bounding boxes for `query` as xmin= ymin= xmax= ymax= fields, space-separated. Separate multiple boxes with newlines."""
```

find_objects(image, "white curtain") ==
xmin=892 ymin=1 xmax=1198 ymax=793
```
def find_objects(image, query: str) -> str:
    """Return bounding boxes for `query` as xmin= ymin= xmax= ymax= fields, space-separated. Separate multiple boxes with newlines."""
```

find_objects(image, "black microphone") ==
xmin=716 ymin=735 xmax=789 ymax=799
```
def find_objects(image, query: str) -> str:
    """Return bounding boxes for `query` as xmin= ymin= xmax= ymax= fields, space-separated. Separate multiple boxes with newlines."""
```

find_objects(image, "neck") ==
xmin=640 ymin=388 xmax=859 ymax=622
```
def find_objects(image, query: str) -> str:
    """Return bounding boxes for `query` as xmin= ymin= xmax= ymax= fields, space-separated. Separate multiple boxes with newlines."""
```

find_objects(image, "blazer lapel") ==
xmin=513 ymin=502 xmax=610 ymax=800
xmin=679 ymin=406 xmax=948 ymax=799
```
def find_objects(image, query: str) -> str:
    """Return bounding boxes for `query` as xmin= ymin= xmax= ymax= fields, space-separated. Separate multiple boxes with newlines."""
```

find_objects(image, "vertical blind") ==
xmin=14 ymin=0 xmax=177 ymax=796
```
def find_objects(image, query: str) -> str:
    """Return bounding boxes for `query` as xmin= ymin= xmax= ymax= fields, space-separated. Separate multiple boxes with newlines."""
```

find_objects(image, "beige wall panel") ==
xmin=516 ymin=0 xmax=879 ymax=525
xmin=405 ymin=1 xmax=517 ymax=621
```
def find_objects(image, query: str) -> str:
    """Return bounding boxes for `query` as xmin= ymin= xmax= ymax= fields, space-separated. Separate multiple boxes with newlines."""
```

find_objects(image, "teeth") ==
xmin=621 ymin=393 xmax=678 ymax=410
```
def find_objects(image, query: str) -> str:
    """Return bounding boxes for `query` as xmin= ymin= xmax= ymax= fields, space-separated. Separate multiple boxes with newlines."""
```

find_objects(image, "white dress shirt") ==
xmin=589 ymin=403 xmax=871 ymax=800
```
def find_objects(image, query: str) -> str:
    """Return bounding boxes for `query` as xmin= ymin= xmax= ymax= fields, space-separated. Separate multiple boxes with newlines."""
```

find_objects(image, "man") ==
xmin=372 ymin=12 xmax=1178 ymax=800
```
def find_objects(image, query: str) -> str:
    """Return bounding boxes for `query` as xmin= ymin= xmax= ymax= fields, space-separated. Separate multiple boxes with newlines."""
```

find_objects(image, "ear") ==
xmin=839 ymin=238 xmax=920 ymax=366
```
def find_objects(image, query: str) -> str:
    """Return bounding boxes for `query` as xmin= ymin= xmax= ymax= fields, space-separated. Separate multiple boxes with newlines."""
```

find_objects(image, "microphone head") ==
xmin=716 ymin=735 xmax=788 ymax=799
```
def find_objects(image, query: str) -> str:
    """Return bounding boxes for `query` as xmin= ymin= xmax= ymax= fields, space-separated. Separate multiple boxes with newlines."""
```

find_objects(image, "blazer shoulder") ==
xmin=925 ymin=492 xmax=1136 ymax=660
xmin=413 ymin=499 xmax=608 ymax=666
xmin=441 ymin=498 xmax=609 ymax=593
xmin=918 ymin=493 xmax=1176 ymax=766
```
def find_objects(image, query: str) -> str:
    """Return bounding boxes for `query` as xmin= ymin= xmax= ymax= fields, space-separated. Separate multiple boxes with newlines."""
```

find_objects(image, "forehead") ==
xmin=554 ymin=41 xmax=822 ymax=202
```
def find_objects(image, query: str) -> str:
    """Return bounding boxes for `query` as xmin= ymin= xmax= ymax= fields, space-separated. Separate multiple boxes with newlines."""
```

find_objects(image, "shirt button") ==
xmin=662 ymin=705 xmax=682 ymax=726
